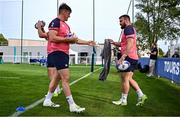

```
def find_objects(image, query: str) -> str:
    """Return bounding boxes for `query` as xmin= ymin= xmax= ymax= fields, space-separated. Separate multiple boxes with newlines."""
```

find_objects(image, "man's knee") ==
xmin=58 ymin=68 xmax=69 ymax=79
xmin=61 ymin=77 xmax=69 ymax=83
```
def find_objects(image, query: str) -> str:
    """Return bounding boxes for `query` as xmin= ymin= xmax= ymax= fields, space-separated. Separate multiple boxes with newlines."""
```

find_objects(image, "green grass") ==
xmin=0 ymin=64 xmax=180 ymax=116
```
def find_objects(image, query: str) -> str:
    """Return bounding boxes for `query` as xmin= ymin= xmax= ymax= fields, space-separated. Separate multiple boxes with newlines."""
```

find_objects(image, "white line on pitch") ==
xmin=10 ymin=67 xmax=102 ymax=117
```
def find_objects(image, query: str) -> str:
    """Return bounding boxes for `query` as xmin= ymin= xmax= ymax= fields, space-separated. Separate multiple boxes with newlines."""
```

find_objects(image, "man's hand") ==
xmin=88 ymin=40 xmax=96 ymax=46
xmin=108 ymin=39 xmax=121 ymax=47
xmin=118 ymin=54 xmax=127 ymax=64
xmin=35 ymin=20 xmax=45 ymax=29
xmin=147 ymin=51 xmax=151 ymax=54
xmin=108 ymin=39 xmax=114 ymax=44
xmin=35 ymin=20 xmax=48 ymax=39
xmin=36 ymin=21 xmax=43 ymax=29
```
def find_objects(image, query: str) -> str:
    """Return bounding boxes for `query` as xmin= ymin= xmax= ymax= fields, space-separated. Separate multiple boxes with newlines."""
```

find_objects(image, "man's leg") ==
xmin=129 ymin=78 xmax=143 ymax=97
xmin=43 ymin=70 xmax=61 ymax=107
xmin=58 ymin=68 xmax=71 ymax=96
xmin=129 ymin=74 xmax=144 ymax=97
xmin=58 ymin=68 xmax=85 ymax=113
xmin=112 ymin=72 xmax=131 ymax=106
xmin=147 ymin=59 xmax=155 ymax=77
xmin=43 ymin=51 xmax=63 ymax=107
xmin=129 ymin=77 xmax=147 ymax=106
xmin=48 ymin=68 xmax=61 ymax=96
xmin=122 ymin=72 xmax=132 ymax=94
xmin=151 ymin=61 xmax=156 ymax=75
xmin=121 ymin=72 xmax=133 ymax=104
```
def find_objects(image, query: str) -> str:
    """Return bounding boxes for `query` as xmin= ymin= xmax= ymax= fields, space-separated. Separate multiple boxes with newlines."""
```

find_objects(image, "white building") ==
xmin=0 ymin=38 xmax=103 ymax=64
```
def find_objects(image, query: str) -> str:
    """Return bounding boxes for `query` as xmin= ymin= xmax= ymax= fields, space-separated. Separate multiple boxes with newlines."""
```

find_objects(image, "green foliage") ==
xmin=158 ymin=47 xmax=164 ymax=57
xmin=135 ymin=0 xmax=180 ymax=50
xmin=135 ymin=14 xmax=151 ymax=50
xmin=0 ymin=33 xmax=8 ymax=46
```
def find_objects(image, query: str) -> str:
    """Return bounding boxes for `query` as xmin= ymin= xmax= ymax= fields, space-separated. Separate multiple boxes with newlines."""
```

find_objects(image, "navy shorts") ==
xmin=120 ymin=56 xmax=138 ymax=72
xmin=47 ymin=51 xmax=69 ymax=70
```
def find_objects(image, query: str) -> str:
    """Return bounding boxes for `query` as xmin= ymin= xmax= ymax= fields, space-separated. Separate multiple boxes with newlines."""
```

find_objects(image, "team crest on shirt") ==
xmin=51 ymin=22 xmax=54 ymax=27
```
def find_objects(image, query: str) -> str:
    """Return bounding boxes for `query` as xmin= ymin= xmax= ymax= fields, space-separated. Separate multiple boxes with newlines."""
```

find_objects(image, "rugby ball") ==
xmin=117 ymin=60 xmax=130 ymax=71
xmin=35 ymin=20 xmax=46 ymax=29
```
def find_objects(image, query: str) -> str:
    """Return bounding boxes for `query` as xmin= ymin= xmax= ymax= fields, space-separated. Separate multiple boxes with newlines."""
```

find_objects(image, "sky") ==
xmin=0 ymin=0 xmax=171 ymax=52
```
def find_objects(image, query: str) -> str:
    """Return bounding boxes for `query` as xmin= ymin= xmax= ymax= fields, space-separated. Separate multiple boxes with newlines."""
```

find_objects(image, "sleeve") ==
xmin=154 ymin=48 xmax=158 ymax=52
xmin=48 ymin=18 xmax=60 ymax=32
xmin=152 ymin=48 xmax=158 ymax=53
xmin=124 ymin=26 xmax=135 ymax=39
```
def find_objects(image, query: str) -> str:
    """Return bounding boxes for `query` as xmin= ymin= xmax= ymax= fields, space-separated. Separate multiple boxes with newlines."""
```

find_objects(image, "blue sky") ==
xmin=0 ymin=0 xmax=170 ymax=52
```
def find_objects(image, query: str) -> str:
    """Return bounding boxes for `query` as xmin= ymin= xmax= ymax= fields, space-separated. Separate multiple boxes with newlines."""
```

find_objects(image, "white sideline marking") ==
xmin=11 ymin=67 xmax=102 ymax=117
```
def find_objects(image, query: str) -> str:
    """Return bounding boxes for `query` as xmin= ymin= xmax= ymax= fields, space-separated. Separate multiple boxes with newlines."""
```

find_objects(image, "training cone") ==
xmin=16 ymin=106 xmax=26 ymax=112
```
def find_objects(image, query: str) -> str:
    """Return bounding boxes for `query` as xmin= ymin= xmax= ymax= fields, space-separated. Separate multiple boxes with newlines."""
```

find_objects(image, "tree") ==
xmin=0 ymin=33 xmax=8 ymax=46
xmin=135 ymin=0 xmax=180 ymax=50
xmin=158 ymin=47 xmax=164 ymax=57
xmin=135 ymin=13 xmax=150 ymax=50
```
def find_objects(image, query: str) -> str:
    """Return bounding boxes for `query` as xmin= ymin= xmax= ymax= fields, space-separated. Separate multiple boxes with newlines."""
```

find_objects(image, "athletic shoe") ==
xmin=53 ymin=93 xmax=59 ymax=97
xmin=53 ymin=90 xmax=61 ymax=97
xmin=43 ymin=99 xmax=60 ymax=107
xmin=112 ymin=99 xmax=127 ymax=106
xmin=146 ymin=74 xmax=152 ymax=77
xmin=136 ymin=94 xmax=147 ymax=106
xmin=69 ymin=104 xmax=85 ymax=113
xmin=45 ymin=90 xmax=61 ymax=97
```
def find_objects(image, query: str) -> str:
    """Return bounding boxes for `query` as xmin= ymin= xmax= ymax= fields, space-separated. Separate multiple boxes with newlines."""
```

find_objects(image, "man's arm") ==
xmin=108 ymin=39 xmax=121 ymax=47
xmin=120 ymin=38 xmax=133 ymax=61
xmin=151 ymin=49 xmax=157 ymax=55
xmin=118 ymin=26 xmax=135 ymax=64
xmin=48 ymin=30 xmax=78 ymax=43
xmin=112 ymin=42 xmax=121 ymax=47
xmin=37 ymin=28 xmax=48 ymax=39
xmin=124 ymin=38 xmax=133 ymax=56
xmin=76 ymin=38 xmax=96 ymax=46
xmin=36 ymin=21 xmax=48 ymax=39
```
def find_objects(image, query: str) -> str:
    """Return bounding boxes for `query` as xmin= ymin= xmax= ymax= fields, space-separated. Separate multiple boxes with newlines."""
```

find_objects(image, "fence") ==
xmin=1 ymin=55 xmax=103 ymax=65
xmin=139 ymin=57 xmax=180 ymax=84
xmin=156 ymin=58 xmax=180 ymax=83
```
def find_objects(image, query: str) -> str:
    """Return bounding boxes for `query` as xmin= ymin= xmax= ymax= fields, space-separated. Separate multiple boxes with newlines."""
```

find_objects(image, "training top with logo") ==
xmin=120 ymin=25 xmax=138 ymax=60
xmin=47 ymin=18 xmax=71 ymax=55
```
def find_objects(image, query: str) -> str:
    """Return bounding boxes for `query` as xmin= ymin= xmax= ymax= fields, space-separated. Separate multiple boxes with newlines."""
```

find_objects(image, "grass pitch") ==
xmin=0 ymin=64 xmax=180 ymax=116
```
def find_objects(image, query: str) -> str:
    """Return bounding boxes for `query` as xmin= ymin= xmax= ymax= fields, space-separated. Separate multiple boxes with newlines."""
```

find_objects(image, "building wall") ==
xmin=0 ymin=46 xmax=47 ymax=63
xmin=71 ymin=44 xmax=103 ymax=64
xmin=0 ymin=45 xmax=103 ymax=64
xmin=8 ymin=38 xmax=47 ymax=46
